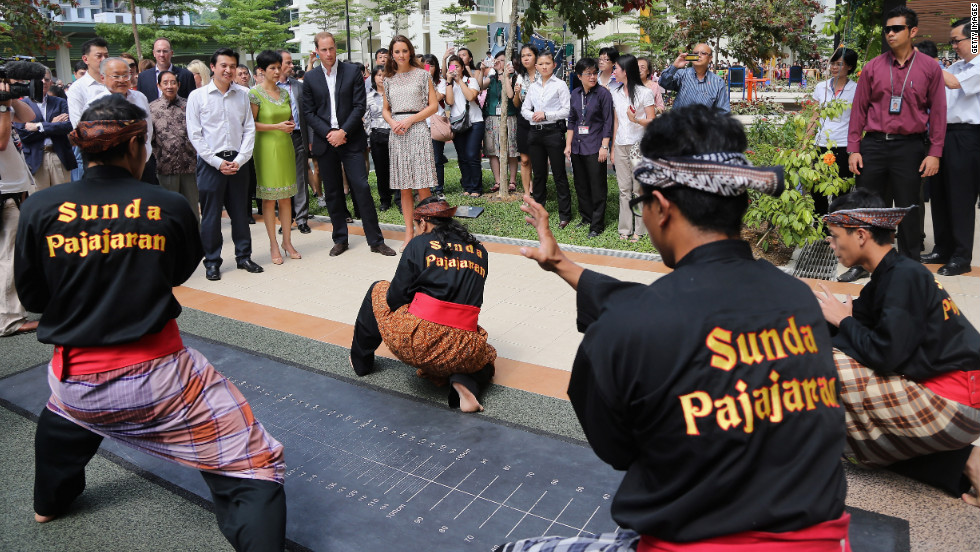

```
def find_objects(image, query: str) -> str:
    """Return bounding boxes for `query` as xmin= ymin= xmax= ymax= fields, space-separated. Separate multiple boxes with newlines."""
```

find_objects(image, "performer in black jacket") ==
xmin=14 ymin=95 xmax=287 ymax=550
xmin=817 ymin=188 xmax=980 ymax=507
xmin=502 ymin=106 xmax=849 ymax=551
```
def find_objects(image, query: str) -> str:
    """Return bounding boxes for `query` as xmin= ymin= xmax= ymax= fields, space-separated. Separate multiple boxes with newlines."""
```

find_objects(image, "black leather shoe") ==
xmin=297 ymin=222 xmax=312 ymax=234
xmin=937 ymin=259 xmax=972 ymax=277
xmin=558 ymin=220 xmax=570 ymax=229
xmin=920 ymin=250 xmax=949 ymax=264
xmin=587 ymin=230 xmax=601 ymax=238
xmin=329 ymin=242 xmax=349 ymax=256
xmin=205 ymin=265 xmax=221 ymax=281
xmin=247 ymin=216 xmax=256 ymax=225
xmin=236 ymin=258 xmax=264 ymax=273
xmin=837 ymin=266 xmax=869 ymax=282
xmin=379 ymin=203 xmax=391 ymax=212
xmin=370 ymin=243 xmax=397 ymax=256
xmin=576 ymin=221 xmax=589 ymax=229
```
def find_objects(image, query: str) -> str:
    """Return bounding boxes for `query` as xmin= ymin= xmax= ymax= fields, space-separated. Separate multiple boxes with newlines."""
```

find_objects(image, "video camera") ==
xmin=0 ymin=56 xmax=47 ymax=103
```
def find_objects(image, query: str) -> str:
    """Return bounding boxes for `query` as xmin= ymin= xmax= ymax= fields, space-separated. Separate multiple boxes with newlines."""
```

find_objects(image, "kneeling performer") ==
xmin=350 ymin=197 xmax=496 ymax=412
xmin=817 ymin=189 xmax=980 ymax=507
xmin=14 ymin=95 xmax=287 ymax=550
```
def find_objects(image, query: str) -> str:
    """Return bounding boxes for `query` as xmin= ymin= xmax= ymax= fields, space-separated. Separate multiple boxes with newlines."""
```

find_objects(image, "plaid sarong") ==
xmin=500 ymin=530 xmax=639 ymax=552
xmin=834 ymin=349 xmax=980 ymax=467
xmin=46 ymin=346 xmax=285 ymax=483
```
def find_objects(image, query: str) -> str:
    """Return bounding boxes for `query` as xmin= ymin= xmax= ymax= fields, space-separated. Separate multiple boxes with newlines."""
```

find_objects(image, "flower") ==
xmin=823 ymin=151 xmax=836 ymax=166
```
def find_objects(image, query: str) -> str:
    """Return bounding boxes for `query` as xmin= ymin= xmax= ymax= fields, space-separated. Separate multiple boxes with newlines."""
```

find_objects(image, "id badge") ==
xmin=578 ymin=125 xmax=590 ymax=135
xmin=889 ymin=95 xmax=903 ymax=114
xmin=495 ymin=106 xmax=501 ymax=116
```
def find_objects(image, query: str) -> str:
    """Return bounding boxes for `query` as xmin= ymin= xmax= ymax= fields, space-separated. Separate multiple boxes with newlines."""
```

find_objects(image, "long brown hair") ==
xmin=383 ymin=35 xmax=423 ymax=77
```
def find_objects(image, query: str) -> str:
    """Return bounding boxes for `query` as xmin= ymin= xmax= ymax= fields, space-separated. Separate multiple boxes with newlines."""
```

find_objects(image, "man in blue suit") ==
xmin=137 ymin=37 xmax=196 ymax=102
xmin=14 ymin=68 xmax=77 ymax=190
xmin=302 ymin=31 xmax=394 ymax=257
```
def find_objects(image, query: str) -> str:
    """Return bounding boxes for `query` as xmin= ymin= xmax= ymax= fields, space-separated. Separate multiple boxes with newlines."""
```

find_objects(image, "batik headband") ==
xmin=69 ymin=119 xmax=147 ymax=153
xmin=413 ymin=199 xmax=457 ymax=221
xmin=822 ymin=207 xmax=914 ymax=231
xmin=633 ymin=152 xmax=785 ymax=197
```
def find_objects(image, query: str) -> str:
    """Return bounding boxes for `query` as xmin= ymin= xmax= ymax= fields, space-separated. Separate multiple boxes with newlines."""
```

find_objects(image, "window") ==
xmin=474 ymin=0 xmax=493 ymax=13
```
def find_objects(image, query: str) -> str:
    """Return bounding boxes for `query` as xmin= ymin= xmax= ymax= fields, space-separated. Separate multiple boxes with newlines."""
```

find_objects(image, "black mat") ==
xmin=0 ymin=335 xmax=910 ymax=551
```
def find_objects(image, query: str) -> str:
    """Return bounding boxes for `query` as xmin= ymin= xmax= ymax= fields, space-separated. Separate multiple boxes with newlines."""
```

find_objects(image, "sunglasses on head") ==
xmin=883 ymin=24 xmax=908 ymax=35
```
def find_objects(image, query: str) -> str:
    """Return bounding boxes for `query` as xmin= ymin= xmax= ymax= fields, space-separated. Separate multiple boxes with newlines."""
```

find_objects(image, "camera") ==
xmin=0 ymin=56 xmax=47 ymax=103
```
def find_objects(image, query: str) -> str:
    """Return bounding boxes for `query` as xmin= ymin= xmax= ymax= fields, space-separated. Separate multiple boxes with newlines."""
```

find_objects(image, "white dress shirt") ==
xmin=521 ymin=76 xmax=570 ymax=124
xmin=945 ymin=57 xmax=980 ymax=125
xmin=321 ymin=63 xmax=339 ymax=129
xmin=610 ymin=83 xmax=654 ymax=145
xmin=439 ymin=77 xmax=483 ymax=122
xmin=66 ymin=72 xmax=108 ymax=127
xmin=88 ymin=89 xmax=154 ymax=160
xmin=33 ymin=97 xmax=53 ymax=147
xmin=185 ymin=81 xmax=256 ymax=169
xmin=812 ymin=78 xmax=858 ymax=147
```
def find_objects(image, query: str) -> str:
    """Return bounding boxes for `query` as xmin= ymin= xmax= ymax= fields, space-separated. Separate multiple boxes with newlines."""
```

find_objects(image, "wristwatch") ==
xmin=0 ymin=105 xmax=9 ymax=113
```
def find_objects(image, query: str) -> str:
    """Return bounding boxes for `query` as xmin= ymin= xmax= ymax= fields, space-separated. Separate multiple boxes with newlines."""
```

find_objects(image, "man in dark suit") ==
xmin=277 ymin=50 xmax=312 ymax=234
xmin=13 ymin=68 xmax=77 ymax=189
xmin=302 ymin=31 xmax=395 ymax=257
xmin=137 ymin=37 xmax=196 ymax=101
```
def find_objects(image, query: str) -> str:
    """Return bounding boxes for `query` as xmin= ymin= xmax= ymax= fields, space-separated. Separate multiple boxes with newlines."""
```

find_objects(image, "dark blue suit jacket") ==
xmin=14 ymin=96 xmax=77 ymax=175
xmin=137 ymin=66 xmax=196 ymax=102
xmin=302 ymin=61 xmax=367 ymax=157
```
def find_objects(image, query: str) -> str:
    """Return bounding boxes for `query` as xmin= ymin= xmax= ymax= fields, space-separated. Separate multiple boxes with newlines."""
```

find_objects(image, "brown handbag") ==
xmin=430 ymin=113 xmax=453 ymax=142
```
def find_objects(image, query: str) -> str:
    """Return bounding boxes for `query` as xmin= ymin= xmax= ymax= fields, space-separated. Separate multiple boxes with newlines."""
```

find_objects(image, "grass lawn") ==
xmin=307 ymin=160 xmax=658 ymax=254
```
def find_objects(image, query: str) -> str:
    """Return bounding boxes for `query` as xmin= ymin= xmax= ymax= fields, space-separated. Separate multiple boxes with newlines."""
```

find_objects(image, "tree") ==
xmin=214 ymin=0 xmax=292 ymax=68
xmin=1 ymin=0 xmax=74 ymax=56
xmin=820 ymin=0 xmax=883 ymax=64
xmin=521 ymin=0 xmax=655 ymax=37
xmin=302 ymin=0 xmax=368 ymax=53
xmin=600 ymin=3 xmax=679 ymax=68
xmin=438 ymin=3 xmax=478 ymax=48
xmin=94 ymin=22 xmax=214 ymax=59
xmin=373 ymin=0 xmax=418 ymax=37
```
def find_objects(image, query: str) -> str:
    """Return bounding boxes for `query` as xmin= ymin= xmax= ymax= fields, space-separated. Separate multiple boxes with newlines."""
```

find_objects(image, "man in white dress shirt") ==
xmin=186 ymin=48 xmax=262 ymax=281
xmin=65 ymin=37 xmax=108 ymax=180
xmin=922 ymin=17 xmax=980 ymax=276
xmin=88 ymin=58 xmax=154 ymax=162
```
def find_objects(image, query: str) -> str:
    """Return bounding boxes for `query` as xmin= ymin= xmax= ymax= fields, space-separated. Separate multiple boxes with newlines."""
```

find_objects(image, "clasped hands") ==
xmin=327 ymin=128 xmax=347 ymax=147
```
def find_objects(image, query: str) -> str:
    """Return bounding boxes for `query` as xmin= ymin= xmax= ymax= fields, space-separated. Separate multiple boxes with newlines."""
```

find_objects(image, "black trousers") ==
xmin=351 ymin=282 xmax=494 ymax=408
xmin=813 ymin=146 xmax=851 ymax=217
xmin=370 ymin=132 xmax=394 ymax=207
xmin=570 ymin=152 xmax=607 ymax=234
xmin=289 ymin=130 xmax=309 ymax=224
xmin=197 ymin=157 xmax=252 ymax=267
xmin=886 ymin=445 xmax=975 ymax=497
xmin=316 ymin=144 xmax=383 ymax=246
xmin=930 ymin=124 xmax=980 ymax=262
xmin=529 ymin=125 xmax=572 ymax=222
xmin=34 ymin=408 xmax=286 ymax=551
xmin=856 ymin=136 xmax=925 ymax=258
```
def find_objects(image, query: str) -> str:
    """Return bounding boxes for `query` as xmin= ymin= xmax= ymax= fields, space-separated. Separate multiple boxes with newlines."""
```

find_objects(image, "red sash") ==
xmin=408 ymin=293 xmax=480 ymax=332
xmin=638 ymin=513 xmax=850 ymax=552
xmin=51 ymin=319 xmax=183 ymax=380
xmin=922 ymin=370 xmax=980 ymax=408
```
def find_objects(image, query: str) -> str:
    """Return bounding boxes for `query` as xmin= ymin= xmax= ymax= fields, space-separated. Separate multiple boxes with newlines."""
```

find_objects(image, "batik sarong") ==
xmin=46 ymin=346 xmax=285 ymax=483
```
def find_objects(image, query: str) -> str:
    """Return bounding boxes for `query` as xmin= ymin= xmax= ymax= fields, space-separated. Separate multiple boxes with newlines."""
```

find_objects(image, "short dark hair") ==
xmin=574 ymin=57 xmax=598 ymax=76
xmin=79 ymin=94 xmax=147 ymax=165
xmin=81 ymin=37 xmax=108 ymax=57
xmin=210 ymin=48 xmax=239 ymax=68
xmin=598 ymin=47 xmax=619 ymax=63
xmin=375 ymin=48 xmax=388 ymax=57
xmin=884 ymin=6 xmax=917 ymax=29
xmin=914 ymin=40 xmax=939 ymax=59
xmin=827 ymin=189 xmax=894 ymax=245
xmin=255 ymin=49 xmax=282 ymax=71
xmin=157 ymin=69 xmax=176 ymax=85
xmin=952 ymin=17 xmax=978 ymax=40
xmin=829 ymin=47 xmax=858 ymax=75
xmin=639 ymin=105 xmax=750 ymax=237
xmin=537 ymin=50 xmax=555 ymax=63
xmin=74 ymin=60 xmax=88 ymax=72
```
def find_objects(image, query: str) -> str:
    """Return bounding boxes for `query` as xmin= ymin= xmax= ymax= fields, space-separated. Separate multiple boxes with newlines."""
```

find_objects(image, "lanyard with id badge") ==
xmin=889 ymin=51 xmax=916 ymax=114
xmin=578 ymin=90 xmax=592 ymax=135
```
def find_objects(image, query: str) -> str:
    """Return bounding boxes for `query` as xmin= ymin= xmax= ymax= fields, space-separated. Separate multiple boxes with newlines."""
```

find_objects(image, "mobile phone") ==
xmin=628 ymin=105 xmax=636 ymax=114
xmin=449 ymin=64 xmax=458 ymax=73
xmin=425 ymin=63 xmax=431 ymax=72
xmin=684 ymin=54 xmax=699 ymax=62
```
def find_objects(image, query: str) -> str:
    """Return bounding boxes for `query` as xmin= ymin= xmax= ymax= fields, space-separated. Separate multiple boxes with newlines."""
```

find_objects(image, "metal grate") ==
xmin=793 ymin=240 xmax=838 ymax=280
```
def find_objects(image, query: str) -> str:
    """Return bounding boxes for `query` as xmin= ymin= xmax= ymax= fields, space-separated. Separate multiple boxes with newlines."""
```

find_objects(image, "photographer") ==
xmin=1 ymin=80 xmax=39 ymax=336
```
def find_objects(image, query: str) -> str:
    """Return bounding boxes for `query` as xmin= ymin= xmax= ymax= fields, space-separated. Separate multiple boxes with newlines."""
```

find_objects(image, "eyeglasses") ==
xmin=693 ymin=51 xmax=711 ymax=57
xmin=629 ymin=193 xmax=654 ymax=217
xmin=883 ymin=24 xmax=909 ymax=35
xmin=949 ymin=37 xmax=970 ymax=46
xmin=105 ymin=74 xmax=131 ymax=81
xmin=581 ymin=71 xmax=598 ymax=77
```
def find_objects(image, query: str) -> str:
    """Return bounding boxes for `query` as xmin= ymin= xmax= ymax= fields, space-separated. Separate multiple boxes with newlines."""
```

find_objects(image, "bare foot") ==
xmin=962 ymin=446 xmax=980 ymax=508
xmin=34 ymin=512 xmax=56 ymax=523
xmin=13 ymin=320 xmax=39 ymax=335
xmin=452 ymin=382 xmax=484 ymax=413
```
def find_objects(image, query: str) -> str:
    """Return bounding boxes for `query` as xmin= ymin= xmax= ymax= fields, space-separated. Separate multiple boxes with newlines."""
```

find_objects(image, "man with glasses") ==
xmin=502 ymin=105 xmax=848 ymax=551
xmin=137 ymin=37 xmax=196 ymax=101
xmin=658 ymin=43 xmax=730 ymax=112
xmin=13 ymin=68 xmax=77 ymax=190
xmin=843 ymin=6 xmax=946 ymax=282
xmin=565 ymin=57 xmax=613 ymax=238
xmin=87 ymin=58 xmax=153 ymax=165
xmin=921 ymin=17 xmax=980 ymax=277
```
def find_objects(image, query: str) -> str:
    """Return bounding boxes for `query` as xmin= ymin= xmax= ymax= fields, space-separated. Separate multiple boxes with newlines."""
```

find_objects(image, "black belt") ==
xmin=864 ymin=132 xmax=925 ymax=142
xmin=215 ymin=150 xmax=238 ymax=160
xmin=947 ymin=123 xmax=979 ymax=130
xmin=292 ymin=129 xmax=303 ymax=135
xmin=530 ymin=122 xmax=565 ymax=131
xmin=392 ymin=111 xmax=419 ymax=116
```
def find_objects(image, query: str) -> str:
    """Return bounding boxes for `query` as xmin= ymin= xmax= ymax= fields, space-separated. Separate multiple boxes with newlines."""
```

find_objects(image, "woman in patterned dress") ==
xmin=249 ymin=50 xmax=300 ymax=265
xmin=383 ymin=35 xmax=440 ymax=252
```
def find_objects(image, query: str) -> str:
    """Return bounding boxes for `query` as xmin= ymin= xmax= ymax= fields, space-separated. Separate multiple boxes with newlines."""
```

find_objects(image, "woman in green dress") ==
xmin=249 ymin=50 xmax=301 ymax=265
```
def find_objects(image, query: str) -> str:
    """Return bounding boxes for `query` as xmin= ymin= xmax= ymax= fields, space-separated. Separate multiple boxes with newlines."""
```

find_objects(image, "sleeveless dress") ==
xmin=384 ymin=68 xmax=438 ymax=190
xmin=248 ymin=86 xmax=296 ymax=200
